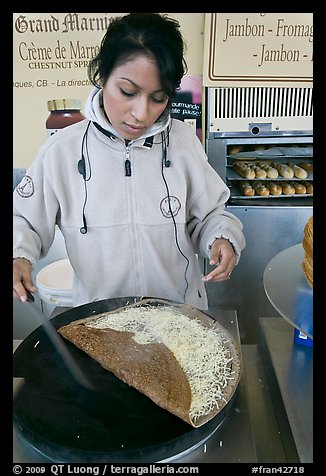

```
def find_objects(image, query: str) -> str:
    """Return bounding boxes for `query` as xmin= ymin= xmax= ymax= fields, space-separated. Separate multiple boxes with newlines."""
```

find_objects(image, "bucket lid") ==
xmin=36 ymin=259 xmax=73 ymax=292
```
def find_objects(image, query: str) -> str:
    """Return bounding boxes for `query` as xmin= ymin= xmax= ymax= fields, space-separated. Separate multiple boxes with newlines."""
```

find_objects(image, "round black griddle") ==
xmin=13 ymin=297 xmax=239 ymax=463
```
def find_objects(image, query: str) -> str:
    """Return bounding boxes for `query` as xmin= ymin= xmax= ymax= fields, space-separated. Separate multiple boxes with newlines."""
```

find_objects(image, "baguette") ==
xmin=238 ymin=180 xmax=255 ymax=196
xmin=299 ymin=162 xmax=313 ymax=174
xmin=281 ymin=182 xmax=295 ymax=195
xmin=233 ymin=162 xmax=255 ymax=179
xmin=287 ymin=163 xmax=308 ymax=179
xmin=289 ymin=181 xmax=307 ymax=194
xmin=271 ymin=162 xmax=294 ymax=179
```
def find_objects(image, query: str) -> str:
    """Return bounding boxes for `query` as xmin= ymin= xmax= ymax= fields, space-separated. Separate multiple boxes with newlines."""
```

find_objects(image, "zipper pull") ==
xmin=125 ymin=146 xmax=131 ymax=176
xmin=125 ymin=159 xmax=131 ymax=176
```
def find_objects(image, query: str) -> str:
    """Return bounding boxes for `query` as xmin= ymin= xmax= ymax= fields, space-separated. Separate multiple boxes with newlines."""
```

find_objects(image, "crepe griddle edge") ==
xmin=13 ymin=297 xmax=241 ymax=463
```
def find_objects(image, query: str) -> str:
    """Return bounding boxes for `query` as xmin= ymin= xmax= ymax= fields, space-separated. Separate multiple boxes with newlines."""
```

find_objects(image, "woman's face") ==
xmin=102 ymin=54 xmax=169 ymax=141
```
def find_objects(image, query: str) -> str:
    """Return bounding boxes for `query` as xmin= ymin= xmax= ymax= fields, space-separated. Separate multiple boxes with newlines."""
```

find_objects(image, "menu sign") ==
xmin=13 ymin=13 xmax=123 ymax=168
xmin=203 ymin=13 xmax=313 ymax=87
xmin=13 ymin=13 xmax=122 ymax=89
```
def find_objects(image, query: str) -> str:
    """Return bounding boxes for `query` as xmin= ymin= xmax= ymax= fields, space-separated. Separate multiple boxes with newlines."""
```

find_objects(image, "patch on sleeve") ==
xmin=16 ymin=175 xmax=34 ymax=198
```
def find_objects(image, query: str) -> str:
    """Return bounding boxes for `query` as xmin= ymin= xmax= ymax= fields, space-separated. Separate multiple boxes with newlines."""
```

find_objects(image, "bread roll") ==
xmin=302 ymin=181 xmax=313 ymax=194
xmin=266 ymin=181 xmax=282 ymax=195
xmin=299 ymin=162 xmax=313 ymax=174
xmin=281 ymin=182 xmax=295 ymax=195
xmin=271 ymin=162 xmax=294 ymax=179
xmin=266 ymin=168 xmax=279 ymax=179
xmin=287 ymin=163 xmax=308 ymax=179
xmin=255 ymin=161 xmax=279 ymax=179
xmin=233 ymin=162 xmax=255 ymax=179
xmin=239 ymin=181 xmax=255 ymax=196
xmin=252 ymin=180 xmax=269 ymax=196
xmin=228 ymin=145 xmax=243 ymax=155
xmin=289 ymin=181 xmax=306 ymax=194
xmin=250 ymin=164 xmax=267 ymax=179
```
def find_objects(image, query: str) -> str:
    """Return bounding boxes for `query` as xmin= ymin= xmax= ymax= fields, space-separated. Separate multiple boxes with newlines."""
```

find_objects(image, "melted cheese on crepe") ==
xmin=86 ymin=306 xmax=235 ymax=423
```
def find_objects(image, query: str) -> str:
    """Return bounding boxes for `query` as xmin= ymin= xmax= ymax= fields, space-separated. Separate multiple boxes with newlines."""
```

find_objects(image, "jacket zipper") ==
xmin=123 ymin=142 xmax=142 ymax=295
xmin=125 ymin=144 xmax=132 ymax=176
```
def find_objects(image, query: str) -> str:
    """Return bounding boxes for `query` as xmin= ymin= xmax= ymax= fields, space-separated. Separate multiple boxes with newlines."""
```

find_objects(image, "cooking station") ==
xmin=13 ymin=301 xmax=312 ymax=463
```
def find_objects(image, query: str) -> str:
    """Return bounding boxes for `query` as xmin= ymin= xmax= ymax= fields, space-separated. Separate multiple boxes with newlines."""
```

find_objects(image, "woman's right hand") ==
xmin=13 ymin=258 xmax=37 ymax=302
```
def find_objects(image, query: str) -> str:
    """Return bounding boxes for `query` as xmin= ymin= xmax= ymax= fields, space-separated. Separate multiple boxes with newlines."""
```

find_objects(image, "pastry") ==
xmin=271 ymin=162 xmax=294 ymax=179
xmin=281 ymin=182 xmax=295 ymax=195
xmin=289 ymin=181 xmax=307 ymax=194
xmin=302 ymin=181 xmax=313 ymax=194
xmin=266 ymin=181 xmax=282 ymax=195
xmin=233 ymin=162 xmax=255 ymax=179
xmin=252 ymin=180 xmax=269 ymax=196
xmin=249 ymin=164 xmax=267 ymax=179
xmin=287 ymin=163 xmax=308 ymax=179
xmin=298 ymin=162 xmax=313 ymax=174
xmin=255 ymin=161 xmax=278 ymax=179
xmin=302 ymin=216 xmax=313 ymax=288
xmin=239 ymin=181 xmax=255 ymax=196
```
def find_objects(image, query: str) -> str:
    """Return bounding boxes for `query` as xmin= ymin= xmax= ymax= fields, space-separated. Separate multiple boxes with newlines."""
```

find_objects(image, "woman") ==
xmin=13 ymin=13 xmax=245 ymax=310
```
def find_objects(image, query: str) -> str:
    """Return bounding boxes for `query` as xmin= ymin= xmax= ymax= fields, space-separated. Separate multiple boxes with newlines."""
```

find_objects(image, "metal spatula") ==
xmin=26 ymin=292 xmax=112 ymax=419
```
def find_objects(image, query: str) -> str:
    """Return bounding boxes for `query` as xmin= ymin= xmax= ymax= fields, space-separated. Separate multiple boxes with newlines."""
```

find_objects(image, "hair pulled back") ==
xmin=88 ymin=13 xmax=187 ymax=102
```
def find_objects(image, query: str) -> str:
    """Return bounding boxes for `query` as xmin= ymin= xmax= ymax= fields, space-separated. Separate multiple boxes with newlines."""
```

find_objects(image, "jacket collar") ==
xmin=92 ymin=121 xmax=155 ymax=148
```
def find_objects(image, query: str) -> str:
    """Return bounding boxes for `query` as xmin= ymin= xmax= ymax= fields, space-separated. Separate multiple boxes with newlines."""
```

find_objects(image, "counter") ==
xmin=258 ymin=317 xmax=313 ymax=463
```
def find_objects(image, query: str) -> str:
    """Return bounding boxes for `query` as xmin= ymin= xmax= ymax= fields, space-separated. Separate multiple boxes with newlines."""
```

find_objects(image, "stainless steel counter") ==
xmin=258 ymin=317 xmax=313 ymax=463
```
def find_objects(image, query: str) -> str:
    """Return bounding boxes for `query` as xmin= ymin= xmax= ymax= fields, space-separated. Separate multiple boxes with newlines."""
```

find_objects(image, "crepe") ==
xmin=302 ymin=216 xmax=313 ymax=288
xmin=58 ymin=298 xmax=241 ymax=427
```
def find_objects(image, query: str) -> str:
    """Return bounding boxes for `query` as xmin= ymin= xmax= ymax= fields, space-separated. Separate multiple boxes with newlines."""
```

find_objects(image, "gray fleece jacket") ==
xmin=13 ymin=87 xmax=245 ymax=310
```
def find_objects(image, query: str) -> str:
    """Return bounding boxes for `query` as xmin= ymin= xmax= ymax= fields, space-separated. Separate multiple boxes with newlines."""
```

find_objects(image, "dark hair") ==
xmin=88 ymin=13 xmax=187 ymax=102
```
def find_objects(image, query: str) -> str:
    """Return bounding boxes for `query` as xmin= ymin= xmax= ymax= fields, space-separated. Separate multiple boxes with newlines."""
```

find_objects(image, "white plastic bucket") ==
xmin=36 ymin=258 xmax=73 ymax=309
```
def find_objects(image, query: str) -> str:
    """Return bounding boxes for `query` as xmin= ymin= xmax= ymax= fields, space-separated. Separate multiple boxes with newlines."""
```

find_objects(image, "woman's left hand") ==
xmin=202 ymin=238 xmax=237 ymax=282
